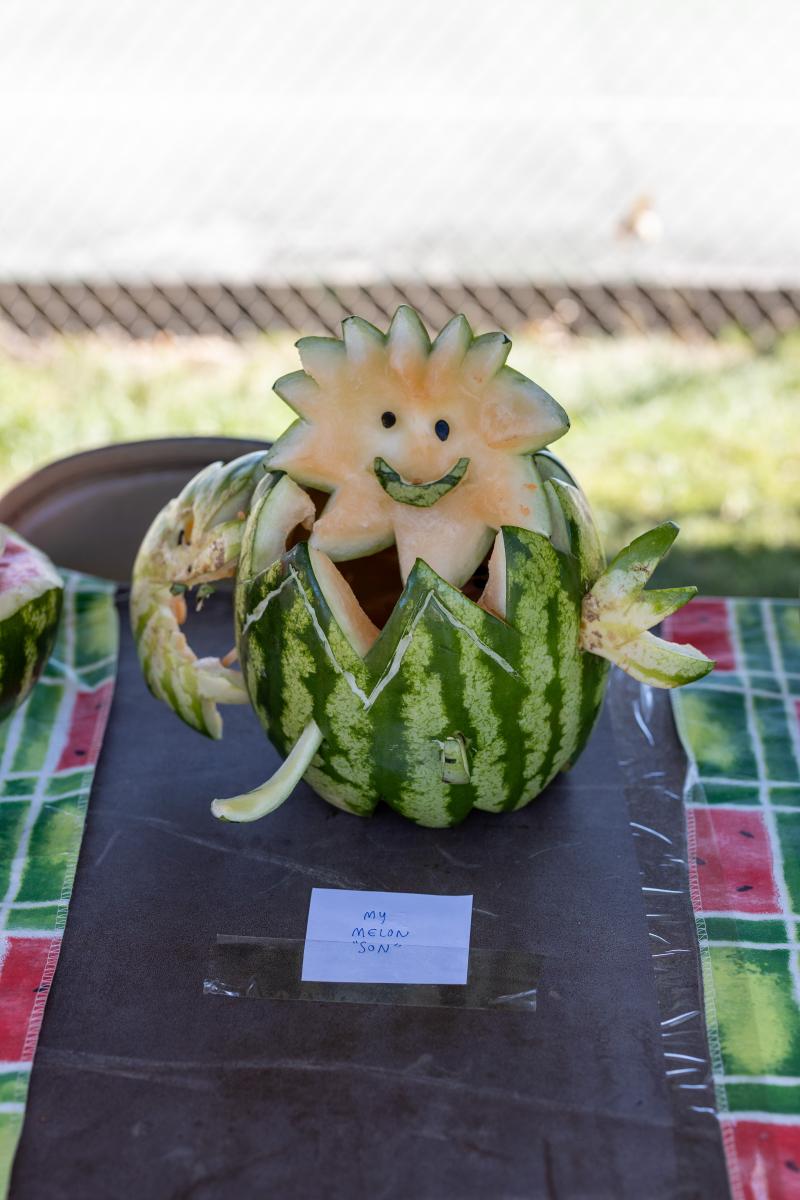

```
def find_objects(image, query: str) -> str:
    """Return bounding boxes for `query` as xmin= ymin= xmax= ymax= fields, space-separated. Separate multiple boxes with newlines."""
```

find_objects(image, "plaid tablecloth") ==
xmin=1 ymin=585 xmax=796 ymax=1198
xmin=0 ymin=573 xmax=117 ymax=1197
xmin=667 ymin=598 xmax=800 ymax=1200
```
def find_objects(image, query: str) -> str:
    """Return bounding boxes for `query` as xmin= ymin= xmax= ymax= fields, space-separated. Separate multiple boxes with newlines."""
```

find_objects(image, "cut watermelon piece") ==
xmin=0 ymin=525 xmax=63 ymax=723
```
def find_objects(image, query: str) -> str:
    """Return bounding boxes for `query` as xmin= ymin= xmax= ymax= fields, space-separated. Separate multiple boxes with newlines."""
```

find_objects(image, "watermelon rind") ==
xmin=233 ymin=461 xmax=711 ymax=825
xmin=0 ymin=524 xmax=63 ymax=724
xmin=236 ymin=478 xmax=607 ymax=826
xmin=373 ymin=455 xmax=471 ymax=507
xmin=211 ymin=719 xmax=324 ymax=822
xmin=580 ymin=522 xmax=714 ymax=687
xmin=129 ymin=443 xmax=712 ymax=825
xmin=131 ymin=452 xmax=269 ymax=738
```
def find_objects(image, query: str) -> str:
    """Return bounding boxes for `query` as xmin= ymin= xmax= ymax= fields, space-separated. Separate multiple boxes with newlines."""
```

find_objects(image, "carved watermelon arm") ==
xmin=211 ymin=720 xmax=324 ymax=822
xmin=130 ymin=453 xmax=302 ymax=738
xmin=579 ymin=523 xmax=714 ymax=688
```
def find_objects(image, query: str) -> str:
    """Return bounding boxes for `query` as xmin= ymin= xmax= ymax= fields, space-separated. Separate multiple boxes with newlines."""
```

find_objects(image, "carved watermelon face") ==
xmin=266 ymin=308 xmax=570 ymax=589
xmin=234 ymin=459 xmax=609 ymax=827
xmin=0 ymin=526 xmax=63 ymax=724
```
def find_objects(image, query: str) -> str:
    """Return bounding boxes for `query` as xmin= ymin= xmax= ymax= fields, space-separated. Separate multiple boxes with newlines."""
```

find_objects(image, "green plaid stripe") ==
xmin=0 ymin=572 xmax=117 ymax=1199
xmin=671 ymin=599 xmax=800 ymax=1124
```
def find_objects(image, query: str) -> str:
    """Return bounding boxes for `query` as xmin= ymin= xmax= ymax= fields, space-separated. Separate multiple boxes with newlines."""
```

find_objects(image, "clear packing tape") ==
xmin=205 ymin=935 xmax=541 ymax=1012
xmin=608 ymin=671 xmax=728 ymax=1191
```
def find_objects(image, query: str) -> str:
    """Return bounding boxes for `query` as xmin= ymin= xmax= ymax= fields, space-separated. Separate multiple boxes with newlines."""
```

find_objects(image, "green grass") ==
xmin=0 ymin=329 xmax=797 ymax=596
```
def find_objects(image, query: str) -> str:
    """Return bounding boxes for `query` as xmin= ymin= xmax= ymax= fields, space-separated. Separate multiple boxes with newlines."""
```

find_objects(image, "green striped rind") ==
xmin=130 ymin=603 xmax=223 ymax=737
xmin=0 ymin=585 xmax=63 ymax=724
xmin=366 ymin=554 xmax=521 ymax=682
xmin=177 ymin=451 xmax=271 ymax=532
xmin=366 ymin=557 xmax=525 ymax=823
xmin=544 ymin=477 xmax=605 ymax=588
xmin=373 ymin=456 xmax=470 ymax=507
xmin=239 ymin=545 xmax=378 ymax=816
xmin=238 ymin=521 xmax=606 ymax=826
xmin=236 ymin=451 xmax=614 ymax=825
xmin=131 ymin=453 xmax=268 ymax=738
xmin=235 ymin=470 xmax=291 ymax=711
xmin=235 ymin=470 xmax=281 ymax=631
xmin=613 ymin=632 xmax=714 ymax=687
xmin=540 ymin=475 xmax=609 ymax=761
xmin=134 ymin=452 xmax=268 ymax=593
xmin=0 ymin=526 xmax=63 ymax=614
xmin=502 ymin=527 xmax=586 ymax=805
xmin=235 ymin=469 xmax=310 ymax=632
xmin=239 ymin=543 xmax=528 ymax=825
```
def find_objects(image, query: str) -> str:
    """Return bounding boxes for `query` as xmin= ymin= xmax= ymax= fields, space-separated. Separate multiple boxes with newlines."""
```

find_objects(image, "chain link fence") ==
xmin=1 ymin=1 xmax=799 ymax=341
xmin=3 ymin=280 xmax=800 ymax=346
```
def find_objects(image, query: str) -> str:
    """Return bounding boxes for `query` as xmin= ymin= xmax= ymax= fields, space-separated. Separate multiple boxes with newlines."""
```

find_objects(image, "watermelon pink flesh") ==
xmin=1 ymin=537 xmax=50 ymax=602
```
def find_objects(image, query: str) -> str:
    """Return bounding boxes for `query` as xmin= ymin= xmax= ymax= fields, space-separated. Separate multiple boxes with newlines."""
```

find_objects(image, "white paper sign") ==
xmin=301 ymin=888 xmax=473 ymax=985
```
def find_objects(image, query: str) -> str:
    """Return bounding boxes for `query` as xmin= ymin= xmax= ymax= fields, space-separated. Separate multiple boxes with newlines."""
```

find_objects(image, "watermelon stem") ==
xmin=210 ymin=720 xmax=323 ymax=822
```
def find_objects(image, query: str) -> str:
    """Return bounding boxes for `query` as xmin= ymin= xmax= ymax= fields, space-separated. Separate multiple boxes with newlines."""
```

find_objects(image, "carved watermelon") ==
xmin=131 ymin=307 xmax=714 ymax=828
xmin=0 ymin=525 xmax=63 ymax=723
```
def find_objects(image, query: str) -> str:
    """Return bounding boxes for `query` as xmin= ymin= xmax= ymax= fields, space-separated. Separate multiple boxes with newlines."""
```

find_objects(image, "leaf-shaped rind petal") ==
xmin=579 ymin=522 xmax=713 ymax=687
xmin=611 ymin=631 xmax=715 ymax=688
xmin=593 ymin=522 xmax=679 ymax=605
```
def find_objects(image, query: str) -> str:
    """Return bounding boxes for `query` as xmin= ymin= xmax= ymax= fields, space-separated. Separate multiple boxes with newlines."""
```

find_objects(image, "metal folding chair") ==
xmin=0 ymin=437 xmax=269 ymax=581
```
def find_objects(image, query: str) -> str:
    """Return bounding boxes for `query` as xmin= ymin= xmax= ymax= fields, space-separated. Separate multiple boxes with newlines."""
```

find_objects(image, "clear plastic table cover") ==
xmin=609 ymin=672 xmax=725 ymax=1191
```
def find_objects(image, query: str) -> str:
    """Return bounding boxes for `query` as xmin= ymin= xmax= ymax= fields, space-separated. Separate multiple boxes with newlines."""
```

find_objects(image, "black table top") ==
xmin=10 ymin=595 xmax=729 ymax=1200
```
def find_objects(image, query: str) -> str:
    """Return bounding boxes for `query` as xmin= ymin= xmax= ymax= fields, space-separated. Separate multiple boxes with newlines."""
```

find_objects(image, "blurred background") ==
xmin=0 ymin=0 xmax=797 ymax=594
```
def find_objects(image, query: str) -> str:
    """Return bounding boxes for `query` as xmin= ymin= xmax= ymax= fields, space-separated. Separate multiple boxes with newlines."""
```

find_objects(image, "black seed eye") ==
xmin=381 ymin=411 xmax=396 ymax=428
xmin=435 ymin=419 xmax=450 ymax=441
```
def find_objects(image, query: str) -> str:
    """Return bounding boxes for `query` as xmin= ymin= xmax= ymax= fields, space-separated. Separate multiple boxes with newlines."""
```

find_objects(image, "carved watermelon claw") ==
xmin=131 ymin=453 xmax=270 ymax=738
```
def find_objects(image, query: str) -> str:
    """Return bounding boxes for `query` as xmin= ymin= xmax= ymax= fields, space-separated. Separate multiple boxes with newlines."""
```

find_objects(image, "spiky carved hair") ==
xmin=266 ymin=306 xmax=570 ymax=588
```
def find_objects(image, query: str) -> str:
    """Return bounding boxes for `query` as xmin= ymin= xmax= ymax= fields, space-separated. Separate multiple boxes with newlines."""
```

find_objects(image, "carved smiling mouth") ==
xmin=373 ymin=456 xmax=471 ymax=508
